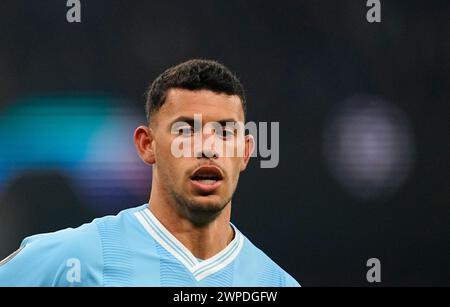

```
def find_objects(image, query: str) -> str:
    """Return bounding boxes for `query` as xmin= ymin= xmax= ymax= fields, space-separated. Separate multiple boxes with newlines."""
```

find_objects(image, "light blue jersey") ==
xmin=0 ymin=204 xmax=300 ymax=287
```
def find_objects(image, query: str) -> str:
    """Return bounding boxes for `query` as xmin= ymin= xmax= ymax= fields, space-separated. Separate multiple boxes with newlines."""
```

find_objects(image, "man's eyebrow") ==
xmin=214 ymin=119 xmax=240 ymax=126
xmin=170 ymin=116 xmax=240 ymax=126
xmin=170 ymin=116 xmax=197 ymax=126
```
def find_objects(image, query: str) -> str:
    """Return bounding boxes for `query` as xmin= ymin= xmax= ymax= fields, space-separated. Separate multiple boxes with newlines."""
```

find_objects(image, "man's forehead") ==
xmin=160 ymin=89 xmax=244 ymax=121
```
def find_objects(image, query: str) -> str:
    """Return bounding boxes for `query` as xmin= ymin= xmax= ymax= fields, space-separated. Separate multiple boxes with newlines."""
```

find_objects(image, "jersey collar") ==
xmin=134 ymin=206 xmax=244 ymax=281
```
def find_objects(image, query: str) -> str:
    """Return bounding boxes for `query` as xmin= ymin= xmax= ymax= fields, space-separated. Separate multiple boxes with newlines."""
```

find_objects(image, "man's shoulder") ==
xmin=238 ymin=231 xmax=301 ymax=287
xmin=0 ymin=217 xmax=102 ymax=286
xmin=21 ymin=220 xmax=98 ymax=250
xmin=0 ymin=204 xmax=146 ymax=286
xmin=21 ymin=204 xmax=146 ymax=250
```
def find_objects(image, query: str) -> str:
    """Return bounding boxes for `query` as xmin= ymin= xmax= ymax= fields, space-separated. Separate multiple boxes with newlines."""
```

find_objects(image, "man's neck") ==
xmin=148 ymin=193 xmax=234 ymax=260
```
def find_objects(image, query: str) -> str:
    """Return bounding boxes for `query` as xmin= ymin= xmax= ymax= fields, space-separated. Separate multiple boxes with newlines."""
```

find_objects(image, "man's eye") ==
xmin=221 ymin=129 xmax=235 ymax=139
xmin=178 ymin=127 xmax=194 ymax=136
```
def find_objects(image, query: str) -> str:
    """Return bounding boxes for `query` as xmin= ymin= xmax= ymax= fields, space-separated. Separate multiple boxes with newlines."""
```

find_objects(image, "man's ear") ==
xmin=240 ymin=134 xmax=255 ymax=171
xmin=134 ymin=125 xmax=156 ymax=165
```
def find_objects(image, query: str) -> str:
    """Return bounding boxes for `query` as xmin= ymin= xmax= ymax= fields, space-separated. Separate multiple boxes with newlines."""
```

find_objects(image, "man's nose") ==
xmin=195 ymin=129 xmax=220 ymax=159
xmin=197 ymin=149 xmax=219 ymax=159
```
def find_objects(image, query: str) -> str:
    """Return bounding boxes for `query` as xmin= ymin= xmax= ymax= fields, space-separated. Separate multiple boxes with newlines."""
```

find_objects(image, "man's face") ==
xmin=149 ymin=89 xmax=252 ymax=217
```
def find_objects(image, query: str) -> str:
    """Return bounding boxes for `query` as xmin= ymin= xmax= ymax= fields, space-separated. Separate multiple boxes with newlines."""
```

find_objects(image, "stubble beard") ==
xmin=169 ymin=187 xmax=233 ymax=227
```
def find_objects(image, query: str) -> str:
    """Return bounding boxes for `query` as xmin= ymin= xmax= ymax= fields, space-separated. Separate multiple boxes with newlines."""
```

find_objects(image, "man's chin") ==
xmin=176 ymin=194 xmax=230 ymax=226
xmin=186 ymin=195 xmax=228 ymax=213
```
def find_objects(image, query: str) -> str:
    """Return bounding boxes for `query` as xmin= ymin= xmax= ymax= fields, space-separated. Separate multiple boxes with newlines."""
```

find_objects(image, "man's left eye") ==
xmin=221 ymin=129 xmax=235 ymax=138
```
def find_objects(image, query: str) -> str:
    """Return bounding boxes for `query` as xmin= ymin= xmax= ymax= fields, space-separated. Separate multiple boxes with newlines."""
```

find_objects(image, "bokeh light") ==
xmin=0 ymin=95 xmax=151 ymax=214
xmin=323 ymin=95 xmax=415 ymax=201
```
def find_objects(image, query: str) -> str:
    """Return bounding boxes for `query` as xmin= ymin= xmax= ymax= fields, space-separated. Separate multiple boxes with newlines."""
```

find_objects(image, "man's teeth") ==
xmin=198 ymin=179 xmax=217 ymax=185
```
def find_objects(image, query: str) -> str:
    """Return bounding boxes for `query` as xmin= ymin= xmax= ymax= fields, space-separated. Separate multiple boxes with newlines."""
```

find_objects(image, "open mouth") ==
xmin=190 ymin=165 xmax=223 ymax=184
xmin=190 ymin=165 xmax=224 ymax=192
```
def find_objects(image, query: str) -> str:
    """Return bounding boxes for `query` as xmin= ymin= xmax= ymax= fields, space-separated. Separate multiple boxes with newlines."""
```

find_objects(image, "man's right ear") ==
xmin=134 ymin=125 xmax=156 ymax=165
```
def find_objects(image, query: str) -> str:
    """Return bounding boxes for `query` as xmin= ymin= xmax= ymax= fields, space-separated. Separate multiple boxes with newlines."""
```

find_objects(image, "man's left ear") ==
xmin=240 ymin=134 xmax=255 ymax=171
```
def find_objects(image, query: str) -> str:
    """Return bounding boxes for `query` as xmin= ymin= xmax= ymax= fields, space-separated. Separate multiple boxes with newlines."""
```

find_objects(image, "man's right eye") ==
xmin=178 ymin=127 xmax=194 ymax=136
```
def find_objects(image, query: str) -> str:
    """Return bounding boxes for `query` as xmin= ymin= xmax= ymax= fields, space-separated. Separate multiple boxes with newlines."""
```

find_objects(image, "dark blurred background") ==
xmin=0 ymin=0 xmax=449 ymax=286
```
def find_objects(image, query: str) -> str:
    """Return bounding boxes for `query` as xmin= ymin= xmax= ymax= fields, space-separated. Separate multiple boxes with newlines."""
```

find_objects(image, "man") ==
xmin=0 ymin=59 xmax=300 ymax=286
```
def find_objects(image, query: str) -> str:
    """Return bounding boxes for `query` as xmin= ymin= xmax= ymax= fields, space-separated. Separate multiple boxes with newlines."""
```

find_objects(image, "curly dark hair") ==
xmin=145 ymin=59 xmax=246 ymax=123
